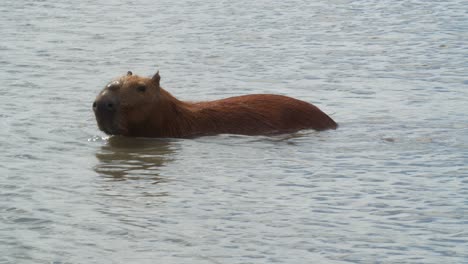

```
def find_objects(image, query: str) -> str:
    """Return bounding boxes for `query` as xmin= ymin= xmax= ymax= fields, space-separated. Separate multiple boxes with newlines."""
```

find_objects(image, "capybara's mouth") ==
xmin=93 ymin=108 xmax=121 ymax=135
xmin=100 ymin=124 xmax=120 ymax=135
xmin=95 ymin=116 xmax=122 ymax=135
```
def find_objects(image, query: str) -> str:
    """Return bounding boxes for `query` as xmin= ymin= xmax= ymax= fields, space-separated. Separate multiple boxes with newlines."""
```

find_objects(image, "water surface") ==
xmin=1 ymin=0 xmax=467 ymax=263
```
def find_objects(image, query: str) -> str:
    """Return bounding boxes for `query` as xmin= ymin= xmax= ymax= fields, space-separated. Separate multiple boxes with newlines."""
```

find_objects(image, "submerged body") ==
xmin=93 ymin=71 xmax=337 ymax=138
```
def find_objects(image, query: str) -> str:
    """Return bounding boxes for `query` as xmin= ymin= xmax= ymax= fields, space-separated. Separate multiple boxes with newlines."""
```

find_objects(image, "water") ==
xmin=1 ymin=0 xmax=467 ymax=263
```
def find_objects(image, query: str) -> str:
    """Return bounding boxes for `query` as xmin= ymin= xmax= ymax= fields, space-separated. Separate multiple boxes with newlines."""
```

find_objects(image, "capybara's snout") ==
xmin=93 ymin=95 xmax=117 ymax=114
xmin=93 ymin=92 xmax=120 ymax=135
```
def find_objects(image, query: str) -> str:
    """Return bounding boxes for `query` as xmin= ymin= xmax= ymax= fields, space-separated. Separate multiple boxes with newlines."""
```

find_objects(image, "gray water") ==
xmin=1 ymin=0 xmax=467 ymax=263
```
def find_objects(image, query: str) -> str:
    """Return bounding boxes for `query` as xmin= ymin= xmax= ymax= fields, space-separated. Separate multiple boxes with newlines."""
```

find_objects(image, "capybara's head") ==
xmin=93 ymin=71 xmax=161 ymax=136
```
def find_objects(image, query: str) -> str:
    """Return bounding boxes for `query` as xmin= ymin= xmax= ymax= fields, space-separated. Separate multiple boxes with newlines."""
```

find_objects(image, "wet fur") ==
xmin=94 ymin=71 xmax=337 ymax=138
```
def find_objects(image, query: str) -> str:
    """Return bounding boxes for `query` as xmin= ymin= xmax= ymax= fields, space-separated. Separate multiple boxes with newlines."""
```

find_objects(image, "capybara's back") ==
xmin=189 ymin=94 xmax=337 ymax=136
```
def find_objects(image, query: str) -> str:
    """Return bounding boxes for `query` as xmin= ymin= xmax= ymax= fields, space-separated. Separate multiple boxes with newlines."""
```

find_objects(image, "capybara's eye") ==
xmin=137 ymin=85 xmax=146 ymax=92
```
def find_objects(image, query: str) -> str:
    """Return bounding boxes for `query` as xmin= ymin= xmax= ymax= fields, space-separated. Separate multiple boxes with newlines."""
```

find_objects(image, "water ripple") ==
xmin=1 ymin=0 xmax=467 ymax=263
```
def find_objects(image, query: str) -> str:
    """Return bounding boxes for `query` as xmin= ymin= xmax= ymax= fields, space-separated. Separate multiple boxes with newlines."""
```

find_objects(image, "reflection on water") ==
xmin=94 ymin=136 xmax=176 ymax=181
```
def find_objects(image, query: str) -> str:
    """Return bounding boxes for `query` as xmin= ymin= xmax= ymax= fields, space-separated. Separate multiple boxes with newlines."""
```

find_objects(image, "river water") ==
xmin=1 ymin=0 xmax=467 ymax=263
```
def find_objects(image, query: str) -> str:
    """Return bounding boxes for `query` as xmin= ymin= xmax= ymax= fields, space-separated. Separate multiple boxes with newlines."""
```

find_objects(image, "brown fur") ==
xmin=93 ymin=71 xmax=337 ymax=138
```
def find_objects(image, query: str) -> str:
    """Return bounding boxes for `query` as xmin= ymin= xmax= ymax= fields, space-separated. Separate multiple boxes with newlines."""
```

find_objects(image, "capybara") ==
xmin=93 ymin=70 xmax=337 ymax=138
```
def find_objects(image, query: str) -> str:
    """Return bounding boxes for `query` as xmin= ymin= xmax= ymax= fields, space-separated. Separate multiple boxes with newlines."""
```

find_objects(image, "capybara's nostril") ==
xmin=106 ymin=103 xmax=114 ymax=110
xmin=94 ymin=97 xmax=117 ymax=114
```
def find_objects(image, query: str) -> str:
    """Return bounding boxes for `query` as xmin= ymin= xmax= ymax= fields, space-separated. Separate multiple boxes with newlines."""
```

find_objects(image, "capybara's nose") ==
xmin=93 ymin=97 xmax=117 ymax=113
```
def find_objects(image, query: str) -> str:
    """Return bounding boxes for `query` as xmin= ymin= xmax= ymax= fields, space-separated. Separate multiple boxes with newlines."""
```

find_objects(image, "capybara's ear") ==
xmin=152 ymin=71 xmax=161 ymax=87
xmin=127 ymin=71 xmax=132 ymax=76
